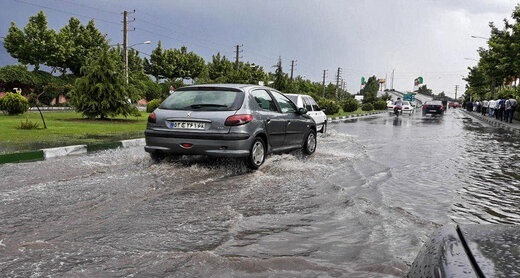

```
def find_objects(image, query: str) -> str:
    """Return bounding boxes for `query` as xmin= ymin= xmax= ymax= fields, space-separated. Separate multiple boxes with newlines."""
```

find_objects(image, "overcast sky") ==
xmin=1 ymin=0 xmax=518 ymax=97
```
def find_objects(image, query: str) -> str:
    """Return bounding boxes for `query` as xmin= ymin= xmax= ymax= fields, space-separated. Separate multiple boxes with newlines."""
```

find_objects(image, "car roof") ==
xmin=178 ymin=83 xmax=270 ymax=91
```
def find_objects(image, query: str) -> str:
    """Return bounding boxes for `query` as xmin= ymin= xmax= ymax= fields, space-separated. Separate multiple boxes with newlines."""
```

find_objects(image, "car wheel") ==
xmin=321 ymin=121 xmax=327 ymax=134
xmin=150 ymin=151 xmax=166 ymax=162
xmin=303 ymin=130 xmax=317 ymax=155
xmin=247 ymin=137 xmax=265 ymax=170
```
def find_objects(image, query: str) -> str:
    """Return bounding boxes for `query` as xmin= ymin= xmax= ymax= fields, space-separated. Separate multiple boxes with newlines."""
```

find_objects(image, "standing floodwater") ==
xmin=0 ymin=109 xmax=519 ymax=277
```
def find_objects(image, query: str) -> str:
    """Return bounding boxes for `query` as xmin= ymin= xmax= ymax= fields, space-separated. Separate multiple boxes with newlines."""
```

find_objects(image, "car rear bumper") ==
xmin=144 ymin=129 xmax=253 ymax=157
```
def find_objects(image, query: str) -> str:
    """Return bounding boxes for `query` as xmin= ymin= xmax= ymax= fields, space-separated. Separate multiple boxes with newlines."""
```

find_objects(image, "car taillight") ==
xmin=225 ymin=114 xmax=253 ymax=126
xmin=440 ymin=105 xmax=444 ymax=110
xmin=148 ymin=112 xmax=157 ymax=123
xmin=423 ymin=104 xmax=427 ymax=109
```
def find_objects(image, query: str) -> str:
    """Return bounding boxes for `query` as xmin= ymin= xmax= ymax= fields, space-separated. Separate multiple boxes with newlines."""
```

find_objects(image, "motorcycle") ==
xmin=394 ymin=106 xmax=402 ymax=117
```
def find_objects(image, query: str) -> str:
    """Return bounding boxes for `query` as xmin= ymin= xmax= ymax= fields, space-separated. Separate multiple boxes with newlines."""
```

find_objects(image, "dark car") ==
xmin=407 ymin=224 xmax=520 ymax=278
xmin=422 ymin=100 xmax=445 ymax=116
xmin=144 ymin=84 xmax=317 ymax=169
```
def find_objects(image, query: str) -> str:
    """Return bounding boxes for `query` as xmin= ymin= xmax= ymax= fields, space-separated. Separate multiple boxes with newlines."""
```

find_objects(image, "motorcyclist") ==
xmin=394 ymin=97 xmax=403 ymax=115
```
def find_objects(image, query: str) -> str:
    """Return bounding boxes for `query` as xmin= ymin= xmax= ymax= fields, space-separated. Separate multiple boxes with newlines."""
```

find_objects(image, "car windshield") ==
xmin=159 ymin=89 xmax=243 ymax=111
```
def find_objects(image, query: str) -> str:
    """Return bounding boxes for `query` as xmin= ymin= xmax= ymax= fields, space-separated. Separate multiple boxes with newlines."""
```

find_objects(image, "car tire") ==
xmin=321 ymin=121 xmax=327 ymax=134
xmin=247 ymin=137 xmax=266 ymax=170
xmin=302 ymin=130 xmax=317 ymax=155
xmin=150 ymin=151 xmax=166 ymax=162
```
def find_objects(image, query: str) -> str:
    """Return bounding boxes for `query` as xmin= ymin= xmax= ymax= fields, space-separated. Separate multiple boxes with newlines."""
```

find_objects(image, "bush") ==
xmin=19 ymin=118 xmax=39 ymax=129
xmin=373 ymin=100 xmax=388 ymax=110
xmin=361 ymin=103 xmax=374 ymax=111
xmin=342 ymin=98 xmax=359 ymax=112
xmin=317 ymin=99 xmax=340 ymax=115
xmin=147 ymin=99 xmax=163 ymax=113
xmin=1 ymin=92 xmax=30 ymax=115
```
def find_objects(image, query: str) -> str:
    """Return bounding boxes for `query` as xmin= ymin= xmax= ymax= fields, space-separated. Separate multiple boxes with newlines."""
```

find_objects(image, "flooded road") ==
xmin=1 ymin=109 xmax=519 ymax=277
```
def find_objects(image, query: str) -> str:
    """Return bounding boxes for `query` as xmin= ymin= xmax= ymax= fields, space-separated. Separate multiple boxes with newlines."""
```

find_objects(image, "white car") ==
xmin=401 ymin=101 xmax=414 ymax=114
xmin=285 ymin=94 xmax=328 ymax=133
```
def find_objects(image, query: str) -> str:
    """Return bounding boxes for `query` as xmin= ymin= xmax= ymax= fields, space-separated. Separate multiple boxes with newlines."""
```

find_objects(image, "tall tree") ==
xmin=272 ymin=58 xmax=289 ymax=91
xmin=361 ymin=76 xmax=378 ymax=103
xmin=4 ymin=11 xmax=57 ymax=71
xmin=144 ymin=41 xmax=167 ymax=82
xmin=71 ymin=45 xmax=139 ymax=119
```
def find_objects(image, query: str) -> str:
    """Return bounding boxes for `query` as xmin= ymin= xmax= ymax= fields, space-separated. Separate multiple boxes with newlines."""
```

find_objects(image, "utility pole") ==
xmin=335 ymin=67 xmax=342 ymax=97
xmin=234 ymin=44 xmax=243 ymax=70
xmin=455 ymin=85 xmax=458 ymax=100
xmin=391 ymin=69 xmax=395 ymax=90
xmin=290 ymin=60 xmax=297 ymax=80
xmin=122 ymin=10 xmax=135 ymax=84
xmin=322 ymin=69 xmax=327 ymax=97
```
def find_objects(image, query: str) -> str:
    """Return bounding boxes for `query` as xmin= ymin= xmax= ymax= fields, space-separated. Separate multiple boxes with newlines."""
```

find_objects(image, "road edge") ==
xmin=0 ymin=138 xmax=145 ymax=165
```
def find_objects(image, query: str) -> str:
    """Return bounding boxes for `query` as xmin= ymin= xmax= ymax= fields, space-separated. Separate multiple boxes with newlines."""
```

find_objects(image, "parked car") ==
xmin=144 ymin=84 xmax=317 ymax=169
xmin=448 ymin=101 xmax=461 ymax=108
xmin=402 ymin=101 xmax=414 ymax=114
xmin=285 ymin=94 xmax=327 ymax=133
xmin=387 ymin=101 xmax=397 ymax=114
xmin=407 ymin=224 xmax=520 ymax=278
xmin=422 ymin=100 xmax=444 ymax=116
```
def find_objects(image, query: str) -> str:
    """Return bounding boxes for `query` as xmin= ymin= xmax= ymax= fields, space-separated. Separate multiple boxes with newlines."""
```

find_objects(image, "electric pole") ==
xmin=290 ymin=60 xmax=297 ymax=80
xmin=391 ymin=69 xmax=395 ymax=90
xmin=335 ymin=67 xmax=342 ymax=97
xmin=455 ymin=85 xmax=458 ymax=100
xmin=122 ymin=10 xmax=135 ymax=84
xmin=322 ymin=69 xmax=327 ymax=97
xmin=234 ymin=44 xmax=243 ymax=70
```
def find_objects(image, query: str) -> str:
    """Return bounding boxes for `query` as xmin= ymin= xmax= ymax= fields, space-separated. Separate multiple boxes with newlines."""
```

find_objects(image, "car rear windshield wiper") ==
xmin=188 ymin=104 xmax=229 ymax=109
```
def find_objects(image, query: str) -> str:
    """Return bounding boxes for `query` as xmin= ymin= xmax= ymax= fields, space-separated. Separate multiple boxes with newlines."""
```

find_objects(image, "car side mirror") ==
xmin=298 ymin=107 xmax=308 ymax=114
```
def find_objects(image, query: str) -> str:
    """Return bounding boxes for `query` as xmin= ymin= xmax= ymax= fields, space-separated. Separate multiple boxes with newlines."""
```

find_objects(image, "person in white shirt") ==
xmin=488 ymin=99 xmax=496 ymax=117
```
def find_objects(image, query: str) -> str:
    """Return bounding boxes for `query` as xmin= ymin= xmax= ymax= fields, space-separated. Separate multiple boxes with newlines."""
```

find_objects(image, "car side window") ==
xmin=302 ymin=97 xmax=313 ymax=111
xmin=308 ymin=97 xmax=320 ymax=111
xmin=271 ymin=91 xmax=297 ymax=113
xmin=251 ymin=89 xmax=277 ymax=112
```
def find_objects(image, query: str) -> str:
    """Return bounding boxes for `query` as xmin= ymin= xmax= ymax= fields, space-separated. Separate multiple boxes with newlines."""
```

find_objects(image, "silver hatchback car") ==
xmin=144 ymin=84 xmax=317 ymax=169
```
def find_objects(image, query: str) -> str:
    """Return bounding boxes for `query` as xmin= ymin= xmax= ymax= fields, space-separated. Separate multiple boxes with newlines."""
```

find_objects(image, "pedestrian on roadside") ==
xmin=497 ymin=98 xmax=506 ymax=121
xmin=488 ymin=99 xmax=496 ymax=117
xmin=505 ymin=95 xmax=518 ymax=123
xmin=481 ymin=100 xmax=488 ymax=116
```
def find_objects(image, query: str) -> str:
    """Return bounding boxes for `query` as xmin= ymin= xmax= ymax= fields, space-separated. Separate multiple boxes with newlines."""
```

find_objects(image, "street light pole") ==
xmin=124 ymin=41 xmax=151 ymax=84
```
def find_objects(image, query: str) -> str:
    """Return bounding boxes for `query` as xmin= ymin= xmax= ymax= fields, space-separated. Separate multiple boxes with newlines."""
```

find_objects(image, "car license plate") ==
xmin=168 ymin=121 xmax=205 ymax=130
xmin=428 ymin=110 xmax=437 ymax=112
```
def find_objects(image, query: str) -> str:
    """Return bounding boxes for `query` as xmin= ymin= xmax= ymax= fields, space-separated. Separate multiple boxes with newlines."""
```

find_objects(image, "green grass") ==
xmin=0 ymin=111 xmax=147 ymax=153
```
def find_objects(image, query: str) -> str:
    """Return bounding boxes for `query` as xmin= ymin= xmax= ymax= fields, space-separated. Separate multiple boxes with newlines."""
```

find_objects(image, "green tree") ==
xmin=207 ymin=52 xmax=234 ymax=82
xmin=144 ymin=41 xmax=167 ymax=82
xmin=4 ymin=11 xmax=58 ymax=71
xmin=361 ymin=76 xmax=378 ymax=103
xmin=417 ymin=85 xmax=433 ymax=96
xmin=272 ymin=58 xmax=289 ymax=91
xmin=71 ymin=46 xmax=139 ymax=119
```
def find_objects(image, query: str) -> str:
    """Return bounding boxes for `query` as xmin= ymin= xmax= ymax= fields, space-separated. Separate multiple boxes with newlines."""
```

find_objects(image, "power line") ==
xmin=11 ymin=0 xmax=121 ymax=26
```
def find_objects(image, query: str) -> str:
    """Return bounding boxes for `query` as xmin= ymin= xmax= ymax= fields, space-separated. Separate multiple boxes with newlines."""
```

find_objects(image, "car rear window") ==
xmin=159 ymin=88 xmax=244 ymax=111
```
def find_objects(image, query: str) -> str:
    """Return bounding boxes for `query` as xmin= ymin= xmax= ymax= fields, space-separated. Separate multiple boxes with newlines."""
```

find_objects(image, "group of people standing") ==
xmin=465 ymin=95 xmax=518 ymax=123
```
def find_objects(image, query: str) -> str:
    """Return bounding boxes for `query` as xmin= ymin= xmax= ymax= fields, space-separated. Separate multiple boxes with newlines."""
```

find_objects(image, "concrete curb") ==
xmin=0 ymin=138 xmax=145 ymax=165
xmin=461 ymin=110 xmax=520 ymax=133
xmin=328 ymin=111 xmax=386 ymax=123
